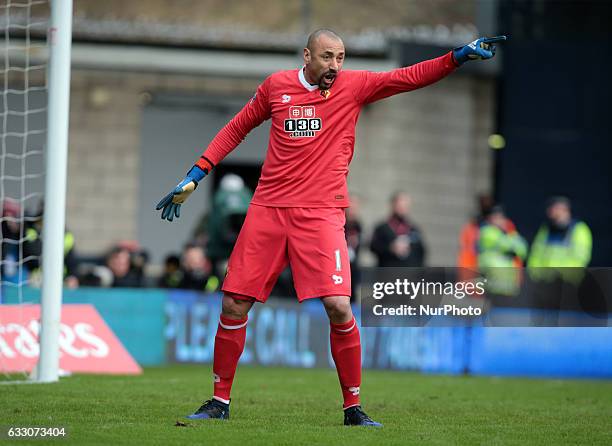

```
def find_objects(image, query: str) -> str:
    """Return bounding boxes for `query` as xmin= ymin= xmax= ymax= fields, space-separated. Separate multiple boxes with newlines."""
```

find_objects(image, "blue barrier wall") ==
xmin=469 ymin=327 xmax=612 ymax=379
xmin=2 ymin=287 xmax=611 ymax=378
xmin=164 ymin=292 xmax=468 ymax=374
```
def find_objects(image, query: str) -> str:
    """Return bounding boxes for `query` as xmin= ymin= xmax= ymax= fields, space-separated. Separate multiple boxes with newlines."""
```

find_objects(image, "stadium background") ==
xmin=2 ymin=0 xmax=611 ymax=374
xmin=39 ymin=0 xmax=494 ymax=265
xmin=2 ymin=0 xmax=611 ymax=360
xmin=1 ymin=1 xmax=612 ymax=443
xmin=45 ymin=0 xmax=612 ymax=267
xmin=7 ymin=0 xmax=610 ymax=265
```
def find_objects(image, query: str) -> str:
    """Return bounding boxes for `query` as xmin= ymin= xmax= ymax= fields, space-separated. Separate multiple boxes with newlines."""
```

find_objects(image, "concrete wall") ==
xmin=66 ymin=67 xmax=493 ymax=265
xmin=66 ymin=70 xmax=259 ymax=254
xmin=350 ymin=74 xmax=494 ymax=265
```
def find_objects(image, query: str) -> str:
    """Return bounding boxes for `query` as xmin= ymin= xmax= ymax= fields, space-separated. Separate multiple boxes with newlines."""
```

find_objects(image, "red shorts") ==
xmin=222 ymin=204 xmax=351 ymax=302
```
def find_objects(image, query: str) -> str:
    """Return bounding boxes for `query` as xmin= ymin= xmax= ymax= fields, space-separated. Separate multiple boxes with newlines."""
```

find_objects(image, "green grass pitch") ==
xmin=3 ymin=365 xmax=611 ymax=445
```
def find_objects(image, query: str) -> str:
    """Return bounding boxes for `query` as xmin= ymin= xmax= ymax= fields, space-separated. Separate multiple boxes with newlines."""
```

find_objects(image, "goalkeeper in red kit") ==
xmin=156 ymin=29 xmax=505 ymax=426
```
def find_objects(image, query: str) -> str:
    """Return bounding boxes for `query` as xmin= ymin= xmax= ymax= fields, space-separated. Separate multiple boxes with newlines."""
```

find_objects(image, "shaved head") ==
xmin=303 ymin=29 xmax=345 ymax=90
xmin=306 ymin=28 xmax=343 ymax=52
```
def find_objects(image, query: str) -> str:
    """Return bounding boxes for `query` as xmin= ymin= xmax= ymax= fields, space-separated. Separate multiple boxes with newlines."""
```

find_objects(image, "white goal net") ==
xmin=1 ymin=0 xmax=71 ymax=382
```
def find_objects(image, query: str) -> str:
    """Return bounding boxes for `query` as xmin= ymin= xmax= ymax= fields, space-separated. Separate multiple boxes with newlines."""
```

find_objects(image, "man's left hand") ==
xmin=453 ymin=35 xmax=507 ymax=65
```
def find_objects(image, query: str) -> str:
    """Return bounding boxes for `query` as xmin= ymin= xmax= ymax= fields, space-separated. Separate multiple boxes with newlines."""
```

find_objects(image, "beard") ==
xmin=318 ymin=70 xmax=338 ymax=90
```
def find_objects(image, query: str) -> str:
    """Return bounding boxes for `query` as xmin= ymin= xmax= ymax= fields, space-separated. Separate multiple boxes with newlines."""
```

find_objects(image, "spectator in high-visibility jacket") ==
xmin=528 ymin=197 xmax=592 ymax=284
xmin=457 ymin=194 xmax=523 ymax=282
xmin=478 ymin=205 xmax=527 ymax=296
xmin=22 ymin=205 xmax=79 ymax=288
xmin=458 ymin=194 xmax=494 ymax=271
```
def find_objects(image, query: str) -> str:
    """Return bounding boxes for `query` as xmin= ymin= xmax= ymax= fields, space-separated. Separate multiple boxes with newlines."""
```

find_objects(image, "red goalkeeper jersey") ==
xmin=197 ymin=52 xmax=457 ymax=208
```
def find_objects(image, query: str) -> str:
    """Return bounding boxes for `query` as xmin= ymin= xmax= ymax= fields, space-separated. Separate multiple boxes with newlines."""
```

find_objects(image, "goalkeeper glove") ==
xmin=452 ymin=35 xmax=507 ymax=65
xmin=156 ymin=164 xmax=208 ymax=222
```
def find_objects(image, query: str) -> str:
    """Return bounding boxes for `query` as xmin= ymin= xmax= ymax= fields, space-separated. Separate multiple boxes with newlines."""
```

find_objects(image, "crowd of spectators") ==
xmin=0 ymin=183 xmax=593 ymax=299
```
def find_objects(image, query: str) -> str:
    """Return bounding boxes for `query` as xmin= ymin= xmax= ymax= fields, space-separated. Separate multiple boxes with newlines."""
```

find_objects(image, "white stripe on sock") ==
xmin=219 ymin=319 xmax=248 ymax=330
xmin=213 ymin=396 xmax=230 ymax=405
xmin=334 ymin=321 xmax=356 ymax=333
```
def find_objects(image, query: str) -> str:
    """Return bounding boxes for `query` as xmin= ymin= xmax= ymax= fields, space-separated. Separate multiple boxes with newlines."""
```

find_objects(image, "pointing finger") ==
xmin=482 ymin=35 xmax=507 ymax=44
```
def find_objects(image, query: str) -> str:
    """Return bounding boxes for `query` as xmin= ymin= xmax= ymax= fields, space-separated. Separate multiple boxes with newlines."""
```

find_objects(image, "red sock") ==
xmin=330 ymin=317 xmax=361 ymax=409
xmin=212 ymin=315 xmax=247 ymax=402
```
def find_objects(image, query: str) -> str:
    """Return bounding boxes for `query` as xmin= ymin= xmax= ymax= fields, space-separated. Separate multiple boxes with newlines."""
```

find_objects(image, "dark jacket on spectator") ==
xmin=370 ymin=215 xmax=426 ymax=267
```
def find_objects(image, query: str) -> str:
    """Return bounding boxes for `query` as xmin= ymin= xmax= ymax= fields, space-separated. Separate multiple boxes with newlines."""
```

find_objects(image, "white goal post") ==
xmin=36 ymin=0 xmax=72 ymax=383
xmin=0 ymin=0 xmax=72 ymax=383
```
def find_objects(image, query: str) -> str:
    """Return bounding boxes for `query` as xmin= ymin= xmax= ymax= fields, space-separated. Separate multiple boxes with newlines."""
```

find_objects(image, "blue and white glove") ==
xmin=453 ymin=35 xmax=507 ymax=65
xmin=156 ymin=165 xmax=207 ymax=222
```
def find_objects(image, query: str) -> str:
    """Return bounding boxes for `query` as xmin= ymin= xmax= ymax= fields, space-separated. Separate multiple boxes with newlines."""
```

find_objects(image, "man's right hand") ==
xmin=156 ymin=165 xmax=207 ymax=222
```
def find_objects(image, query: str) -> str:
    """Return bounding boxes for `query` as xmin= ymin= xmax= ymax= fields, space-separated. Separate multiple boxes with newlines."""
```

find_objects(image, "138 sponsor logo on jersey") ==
xmin=284 ymin=106 xmax=322 ymax=138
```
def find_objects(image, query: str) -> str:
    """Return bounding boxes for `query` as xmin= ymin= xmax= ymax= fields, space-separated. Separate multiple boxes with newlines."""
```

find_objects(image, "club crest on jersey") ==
xmin=320 ymin=89 xmax=331 ymax=99
xmin=284 ymin=105 xmax=322 ymax=138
